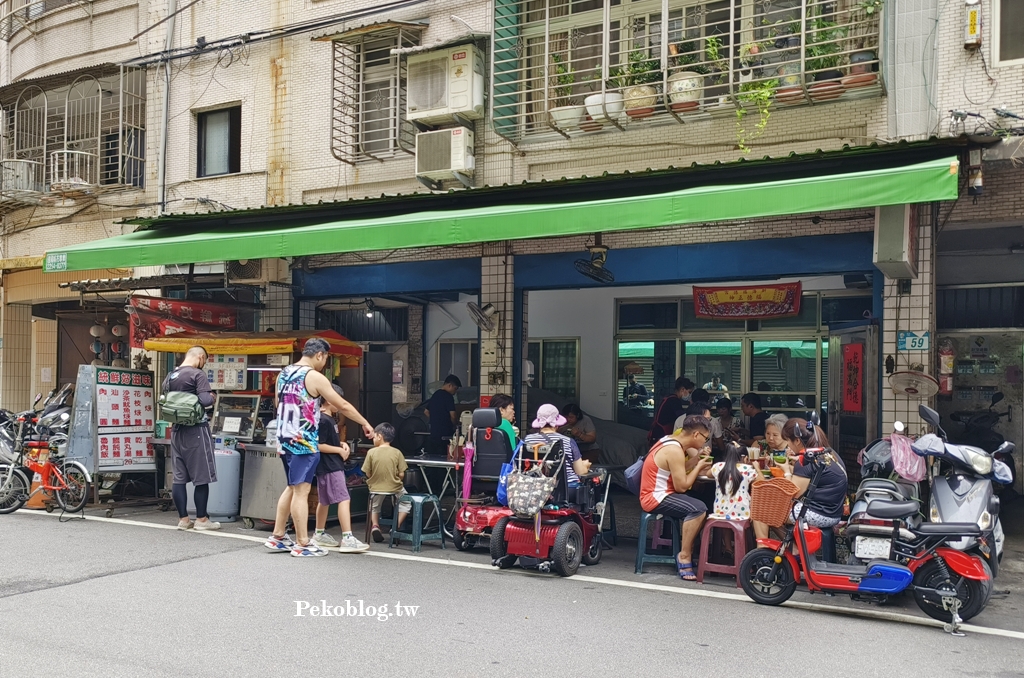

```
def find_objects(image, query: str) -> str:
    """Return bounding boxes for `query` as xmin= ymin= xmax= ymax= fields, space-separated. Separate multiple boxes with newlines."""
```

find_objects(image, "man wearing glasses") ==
xmin=639 ymin=415 xmax=713 ymax=581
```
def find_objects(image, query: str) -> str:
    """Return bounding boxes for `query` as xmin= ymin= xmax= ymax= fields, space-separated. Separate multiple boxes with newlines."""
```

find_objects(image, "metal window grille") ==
xmin=331 ymin=28 xmax=420 ymax=164
xmin=491 ymin=0 xmax=882 ymax=144
xmin=1 ymin=66 xmax=145 ymax=206
xmin=0 ymin=0 xmax=92 ymax=41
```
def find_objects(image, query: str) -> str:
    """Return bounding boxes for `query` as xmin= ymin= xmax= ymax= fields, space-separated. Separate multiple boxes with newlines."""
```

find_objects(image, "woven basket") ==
xmin=750 ymin=478 xmax=800 ymax=528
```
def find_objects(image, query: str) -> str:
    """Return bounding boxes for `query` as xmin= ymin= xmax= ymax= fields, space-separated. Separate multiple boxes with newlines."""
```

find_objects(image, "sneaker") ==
xmin=311 ymin=530 xmax=339 ymax=547
xmin=338 ymin=534 xmax=370 ymax=553
xmin=291 ymin=541 xmax=329 ymax=557
xmin=264 ymin=533 xmax=296 ymax=552
xmin=177 ymin=519 xmax=194 ymax=531
xmin=194 ymin=520 xmax=221 ymax=531
xmin=371 ymin=525 xmax=384 ymax=543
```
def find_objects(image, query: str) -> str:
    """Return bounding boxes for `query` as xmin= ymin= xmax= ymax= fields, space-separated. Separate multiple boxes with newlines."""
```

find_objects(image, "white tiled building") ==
xmin=0 ymin=0 xmax=1022 ymax=488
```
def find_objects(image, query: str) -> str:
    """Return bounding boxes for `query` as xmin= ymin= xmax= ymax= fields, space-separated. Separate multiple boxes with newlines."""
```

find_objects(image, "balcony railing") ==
xmin=50 ymin=149 xmax=97 ymax=195
xmin=0 ymin=0 xmax=91 ymax=41
xmin=492 ymin=0 xmax=883 ymax=144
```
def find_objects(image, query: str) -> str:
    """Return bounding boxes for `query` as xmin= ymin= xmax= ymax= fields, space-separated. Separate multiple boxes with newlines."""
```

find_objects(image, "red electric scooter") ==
xmin=740 ymin=445 xmax=991 ymax=635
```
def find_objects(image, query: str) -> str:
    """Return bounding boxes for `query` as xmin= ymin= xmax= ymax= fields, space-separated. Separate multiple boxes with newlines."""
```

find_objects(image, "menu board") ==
xmin=206 ymin=354 xmax=248 ymax=391
xmin=67 ymin=365 xmax=158 ymax=473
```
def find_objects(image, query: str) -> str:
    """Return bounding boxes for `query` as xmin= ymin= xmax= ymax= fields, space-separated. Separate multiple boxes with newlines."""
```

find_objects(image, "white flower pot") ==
xmin=668 ymin=71 xmax=704 ymax=105
xmin=584 ymin=92 xmax=624 ymax=123
xmin=548 ymin=104 xmax=584 ymax=130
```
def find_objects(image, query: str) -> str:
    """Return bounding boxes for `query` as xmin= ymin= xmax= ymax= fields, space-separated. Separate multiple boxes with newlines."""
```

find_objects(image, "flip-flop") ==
xmin=677 ymin=558 xmax=697 ymax=581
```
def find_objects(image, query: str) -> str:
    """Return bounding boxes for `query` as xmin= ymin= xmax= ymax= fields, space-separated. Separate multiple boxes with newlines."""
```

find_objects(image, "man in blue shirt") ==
xmin=424 ymin=374 xmax=461 ymax=456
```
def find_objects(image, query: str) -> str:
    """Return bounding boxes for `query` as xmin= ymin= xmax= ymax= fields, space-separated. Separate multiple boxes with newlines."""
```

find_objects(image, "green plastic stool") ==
xmin=389 ymin=494 xmax=446 ymax=552
xmin=635 ymin=511 xmax=681 ymax=574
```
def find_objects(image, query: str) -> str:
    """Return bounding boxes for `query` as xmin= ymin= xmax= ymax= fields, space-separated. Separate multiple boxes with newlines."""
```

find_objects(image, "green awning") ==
xmin=43 ymin=157 xmax=960 ymax=273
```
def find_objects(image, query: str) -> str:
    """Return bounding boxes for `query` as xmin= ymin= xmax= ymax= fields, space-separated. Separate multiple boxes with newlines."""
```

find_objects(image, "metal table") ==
xmin=405 ymin=455 xmax=463 ymax=537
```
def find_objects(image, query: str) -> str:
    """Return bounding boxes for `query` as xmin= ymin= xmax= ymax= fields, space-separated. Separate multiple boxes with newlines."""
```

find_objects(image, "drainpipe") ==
xmin=157 ymin=0 xmax=177 ymax=214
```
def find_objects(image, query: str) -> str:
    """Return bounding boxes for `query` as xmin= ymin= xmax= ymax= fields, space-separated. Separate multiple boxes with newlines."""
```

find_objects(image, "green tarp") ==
xmin=43 ymin=156 xmax=960 ymax=273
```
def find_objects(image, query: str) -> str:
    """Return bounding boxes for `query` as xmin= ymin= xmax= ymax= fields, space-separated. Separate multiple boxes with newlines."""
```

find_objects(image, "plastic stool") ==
xmin=390 ymin=494 xmax=446 ymax=552
xmin=365 ymin=493 xmax=397 ymax=544
xmin=635 ymin=511 xmax=681 ymax=574
xmin=650 ymin=518 xmax=674 ymax=550
xmin=696 ymin=518 xmax=754 ymax=587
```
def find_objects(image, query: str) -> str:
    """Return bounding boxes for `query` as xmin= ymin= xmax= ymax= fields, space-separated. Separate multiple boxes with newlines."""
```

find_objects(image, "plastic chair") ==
xmin=635 ymin=511 xmax=681 ymax=574
xmin=650 ymin=518 xmax=674 ymax=550
xmin=390 ymin=494 xmax=446 ymax=552
xmin=696 ymin=518 xmax=754 ymax=587
xmin=365 ymin=493 xmax=397 ymax=544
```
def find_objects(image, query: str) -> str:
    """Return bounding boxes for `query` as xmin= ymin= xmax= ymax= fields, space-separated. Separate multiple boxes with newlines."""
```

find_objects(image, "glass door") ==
xmin=750 ymin=340 xmax=820 ymax=415
xmin=683 ymin=341 xmax=742 ymax=406
xmin=827 ymin=325 xmax=878 ymax=475
xmin=616 ymin=341 xmax=676 ymax=431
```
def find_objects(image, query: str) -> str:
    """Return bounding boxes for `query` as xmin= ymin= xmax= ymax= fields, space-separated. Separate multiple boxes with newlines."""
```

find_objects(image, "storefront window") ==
xmin=528 ymin=339 xmax=580 ymax=401
xmin=684 ymin=341 xmax=741 ymax=405
xmin=618 ymin=302 xmax=679 ymax=331
xmin=821 ymin=295 xmax=873 ymax=326
xmin=751 ymin=340 xmax=818 ymax=413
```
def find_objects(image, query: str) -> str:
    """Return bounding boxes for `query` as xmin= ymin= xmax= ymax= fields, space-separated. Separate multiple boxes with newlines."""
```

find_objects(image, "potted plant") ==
xmin=806 ymin=13 xmax=848 ymax=100
xmin=735 ymin=77 xmax=779 ymax=153
xmin=621 ymin=49 xmax=661 ymax=119
xmin=548 ymin=54 xmax=584 ymax=130
xmin=667 ymin=41 xmax=710 ymax=112
xmin=583 ymin=64 xmax=625 ymax=125
xmin=844 ymin=0 xmax=881 ymax=87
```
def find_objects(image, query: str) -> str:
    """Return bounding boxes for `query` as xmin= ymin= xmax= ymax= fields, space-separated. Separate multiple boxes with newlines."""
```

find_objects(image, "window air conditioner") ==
xmin=407 ymin=45 xmax=485 ymax=125
xmin=415 ymin=127 xmax=475 ymax=182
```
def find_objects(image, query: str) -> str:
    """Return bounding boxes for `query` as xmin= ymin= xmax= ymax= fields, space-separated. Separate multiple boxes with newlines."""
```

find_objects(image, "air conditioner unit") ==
xmin=407 ymin=45 xmax=485 ymax=125
xmin=415 ymin=127 xmax=475 ymax=182
xmin=227 ymin=258 xmax=289 ymax=284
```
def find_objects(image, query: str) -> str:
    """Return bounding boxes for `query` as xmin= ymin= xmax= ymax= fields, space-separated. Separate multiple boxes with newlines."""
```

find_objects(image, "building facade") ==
xmin=2 ymin=0 xmax=1023 ymax=487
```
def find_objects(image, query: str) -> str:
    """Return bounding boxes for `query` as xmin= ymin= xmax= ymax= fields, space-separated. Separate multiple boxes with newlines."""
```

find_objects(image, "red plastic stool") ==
xmin=650 ymin=519 xmax=674 ymax=550
xmin=696 ymin=518 xmax=754 ymax=587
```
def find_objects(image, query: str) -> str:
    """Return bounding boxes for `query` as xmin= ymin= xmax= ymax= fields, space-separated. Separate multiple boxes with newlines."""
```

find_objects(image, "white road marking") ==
xmin=15 ymin=509 xmax=1024 ymax=640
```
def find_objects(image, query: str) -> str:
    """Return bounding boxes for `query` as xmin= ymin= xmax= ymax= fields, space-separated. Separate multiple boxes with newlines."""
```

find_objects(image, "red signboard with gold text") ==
xmin=842 ymin=343 xmax=864 ymax=413
xmin=693 ymin=282 xmax=802 ymax=320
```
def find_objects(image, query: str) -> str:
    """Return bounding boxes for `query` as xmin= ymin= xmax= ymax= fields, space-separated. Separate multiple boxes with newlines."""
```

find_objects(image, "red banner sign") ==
xmin=129 ymin=296 xmax=237 ymax=349
xmin=693 ymin=282 xmax=802 ymax=320
xmin=842 ymin=343 xmax=864 ymax=413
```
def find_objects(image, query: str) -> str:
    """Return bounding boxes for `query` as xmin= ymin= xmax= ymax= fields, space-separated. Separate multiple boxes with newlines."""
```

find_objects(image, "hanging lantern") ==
xmin=91 ymin=340 xmax=105 ymax=355
xmin=111 ymin=324 xmax=129 ymax=337
xmin=89 ymin=324 xmax=106 ymax=338
xmin=111 ymin=359 xmax=127 ymax=368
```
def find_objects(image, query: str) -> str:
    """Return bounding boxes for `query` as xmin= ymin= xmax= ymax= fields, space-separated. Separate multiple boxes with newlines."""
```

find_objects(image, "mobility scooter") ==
xmin=490 ymin=439 xmax=607 ymax=577
xmin=452 ymin=408 xmax=514 ymax=551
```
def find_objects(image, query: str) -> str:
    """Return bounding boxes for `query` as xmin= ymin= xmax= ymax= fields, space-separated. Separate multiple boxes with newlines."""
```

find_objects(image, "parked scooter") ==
xmin=915 ymin=403 xmax=1010 ymax=578
xmin=741 ymin=445 xmax=992 ymax=634
xmin=948 ymin=392 xmax=1017 ymax=494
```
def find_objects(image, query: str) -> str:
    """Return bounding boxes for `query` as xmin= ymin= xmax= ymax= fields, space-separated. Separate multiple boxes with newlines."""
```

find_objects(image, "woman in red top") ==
xmin=639 ymin=414 xmax=713 ymax=580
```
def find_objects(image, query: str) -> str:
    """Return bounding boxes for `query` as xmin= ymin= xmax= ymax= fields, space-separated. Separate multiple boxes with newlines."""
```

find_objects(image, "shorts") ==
xmin=787 ymin=501 xmax=841 ymax=528
xmin=316 ymin=470 xmax=351 ymax=506
xmin=170 ymin=423 xmax=217 ymax=485
xmin=656 ymin=493 xmax=709 ymax=523
xmin=369 ymin=491 xmax=411 ymax=514
xmin=281 ymin=452 xmax=320 ymax=486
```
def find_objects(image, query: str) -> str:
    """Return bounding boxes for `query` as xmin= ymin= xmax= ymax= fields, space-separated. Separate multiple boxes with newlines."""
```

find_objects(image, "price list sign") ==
xmin=95 ymin=368 xmax=156 ymax=469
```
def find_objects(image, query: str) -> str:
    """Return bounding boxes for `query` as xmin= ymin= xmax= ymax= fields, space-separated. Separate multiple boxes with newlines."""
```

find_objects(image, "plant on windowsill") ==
xmin=667 ymin=41 xmax=710 ymax=112
xmin=735 ymin=76 xmax=779 ymax=153
xmin=845 ymin=0 xmax=882 ymax=88
xmin=582 ymin=64 xmax=625 ymax=127
xmin=806 ymin=13 xmax=848 ymax=101
xmin=548 ymin=53 xmax=584 ymax=130
xmin=621 ymin=49 xmax=662 ymax=118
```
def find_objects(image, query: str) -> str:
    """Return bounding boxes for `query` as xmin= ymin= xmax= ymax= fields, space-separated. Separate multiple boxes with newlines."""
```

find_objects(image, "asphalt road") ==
xmin=1 ymin=512 xmax=1022 ymax=678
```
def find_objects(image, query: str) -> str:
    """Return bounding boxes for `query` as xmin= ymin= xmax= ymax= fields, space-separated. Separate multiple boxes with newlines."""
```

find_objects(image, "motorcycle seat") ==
xmin=915 ymin=522 xmax=983 ymax=537
xmin=865 ymin=500 xmax=919 ymax=519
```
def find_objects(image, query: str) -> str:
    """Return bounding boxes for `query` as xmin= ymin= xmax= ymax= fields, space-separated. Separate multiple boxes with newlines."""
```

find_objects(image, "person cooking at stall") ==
xmin=622 ymin=373 xmax=650 ymax=409
xmin=488 ymin=393 xmax=519 ymax=446
xmin=423 ymin=375 xmax=461 ymax=456
xmin=752 ymin=418 xmax=848 ymax=540
xmin=560 ymin=403 xmax=598 ymax=463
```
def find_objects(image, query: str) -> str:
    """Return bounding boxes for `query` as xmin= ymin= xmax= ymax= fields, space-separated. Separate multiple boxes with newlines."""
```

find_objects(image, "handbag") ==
xmin=496 ymin=442 xmax=523 ymax=506
xmin=624 ymin=454 xmax=646 ymax=497
xmin=506 ymin=469 xmax=558 ymax=518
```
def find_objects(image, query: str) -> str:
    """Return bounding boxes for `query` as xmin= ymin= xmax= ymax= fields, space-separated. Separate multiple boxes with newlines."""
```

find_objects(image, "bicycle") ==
xmin=0 ymin=412 xmax=90 ymax=514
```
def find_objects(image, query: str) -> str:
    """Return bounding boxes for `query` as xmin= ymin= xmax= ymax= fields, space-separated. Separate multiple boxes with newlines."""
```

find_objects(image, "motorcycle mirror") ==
xmin=991 ymin=392 xmax=1005 ymax=407
xmin=893 ymin=421 xmax=905 ymax=433
xmin=918 ymin=404 xmax=941 ymax=428
xmin=32 ymin=393 xmax=42 ymax=406
xmin=809 ymin=411 xmax=821 ymax=427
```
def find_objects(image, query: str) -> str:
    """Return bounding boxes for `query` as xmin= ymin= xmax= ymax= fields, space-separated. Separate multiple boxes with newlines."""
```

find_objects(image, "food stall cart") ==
xmin=144 ymin=330 xmax=366 ymax=529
